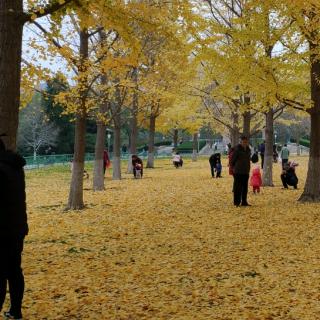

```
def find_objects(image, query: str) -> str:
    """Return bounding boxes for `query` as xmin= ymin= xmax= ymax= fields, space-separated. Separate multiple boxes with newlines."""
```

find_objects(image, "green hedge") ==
xmin=299 ymin=138 xmax=310 ymax=148
xmin=176 ymin=140 xmax=206 ymax=153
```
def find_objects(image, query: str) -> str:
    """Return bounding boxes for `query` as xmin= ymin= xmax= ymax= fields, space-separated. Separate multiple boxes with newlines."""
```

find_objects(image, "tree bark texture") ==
xmin=192 ymin=133 xmax=198 ymax=162
xmin=112 ymin=119 xmax=122 ymax=180
xmin=262 ymin=110 xmax=274 ymax=187
xmin=0 ymin=0 xmax=24 ymax=150
xmin=230 ymin=112 xmax=240 ymax=147
xmin=67 ymin=115 xmax=86 ymax=209
xmin=242 ymin=111 xmax=251 ymax=139
xmin=67 ymin=29 xmax=89 ymax=210
xmin=173 ymin=129 xmax=178 ymax=148
xmin=93 ymin=121 xmax=106 ymax=191
xmin=300 ymin=50 xmax=320 ymax=201
xmin=127 ymin=77 xmax=138 ymax=174
xmin=146 ymin=115 xmax=156 ymax=168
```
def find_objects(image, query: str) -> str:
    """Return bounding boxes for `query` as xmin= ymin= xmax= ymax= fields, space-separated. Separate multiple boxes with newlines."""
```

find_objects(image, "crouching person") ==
xmin=281 ymin=161 xmax=298 ymax=189
xmin=132 ymin=155 xmax=143 ymax=178
xmin=0 ymin=138 xmax=28 ymax=320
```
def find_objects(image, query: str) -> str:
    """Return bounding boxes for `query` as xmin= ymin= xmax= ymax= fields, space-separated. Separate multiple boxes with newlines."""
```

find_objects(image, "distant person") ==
xmin=281 ymin=161 xmax=298 ymax=189
xmin=231 ymin=136 xmax=251 ymax=206
xmin=209 ymin=153 xmax=222 ymax=178
xmin=250 ymin=156 xmax=262 ymax=194
xmin=281 ymin=144 xmax=290 ymax=168
xmin=258 ymin=141 xmax=265 ymax=169
xmin=173 ymin=152 xmax=183 ymax=168
xmin=214 ymin=142 xmax=218 ymax=151
xmin=122 ymin=144 xmax=127 ymax=153
xmin=132 ymin=155 xmax=143 ymax=178
xmin=0 ymin=138 xmax=28 ymax=320
xmin=103 ymin=150 xmax=111 ymax=174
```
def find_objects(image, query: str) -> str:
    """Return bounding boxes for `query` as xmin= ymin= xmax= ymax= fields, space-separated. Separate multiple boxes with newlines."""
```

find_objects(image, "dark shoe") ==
xmin=241 ymin=203 xmax=251 ymax=207
xmin=4 ymin=312 xmax=22 ymax=320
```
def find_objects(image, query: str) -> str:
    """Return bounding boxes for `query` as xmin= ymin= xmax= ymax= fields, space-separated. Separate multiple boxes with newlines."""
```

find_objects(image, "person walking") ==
xmin=280 ymin=144 xmax=290 ymax=168
xmin=231 ymin=136 xmax=251 ymax=207
xmin=0 ymin=138 xmax=28 ymax=320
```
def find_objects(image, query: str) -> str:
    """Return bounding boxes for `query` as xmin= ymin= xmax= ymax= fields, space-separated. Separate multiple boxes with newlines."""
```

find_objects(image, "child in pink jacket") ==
xmin=250 ymin=163 xmax=262 ymax=193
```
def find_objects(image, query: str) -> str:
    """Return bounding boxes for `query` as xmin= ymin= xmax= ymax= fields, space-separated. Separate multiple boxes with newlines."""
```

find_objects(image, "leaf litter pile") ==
xmin=9 ymin=157 xmax=320 ymax=319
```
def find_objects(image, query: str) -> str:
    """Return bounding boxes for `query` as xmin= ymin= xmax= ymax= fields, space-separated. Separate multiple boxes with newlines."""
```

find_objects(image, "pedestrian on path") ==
xmin=231 ymin=136 xmax=251 ymax=207
xmin=0 ymin=138 xmax=28 ymax=320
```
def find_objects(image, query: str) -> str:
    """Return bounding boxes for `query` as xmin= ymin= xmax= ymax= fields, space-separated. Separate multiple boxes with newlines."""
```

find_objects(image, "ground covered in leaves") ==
xmin=6 ymin=157 xmax=320 ymax=319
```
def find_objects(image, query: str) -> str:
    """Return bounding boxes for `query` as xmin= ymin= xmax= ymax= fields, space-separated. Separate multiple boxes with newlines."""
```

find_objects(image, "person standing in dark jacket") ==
xmin=231 ymin=136 xmax=251 ymax=206
xmin=0 ymin=139 xmax=28 ymax=320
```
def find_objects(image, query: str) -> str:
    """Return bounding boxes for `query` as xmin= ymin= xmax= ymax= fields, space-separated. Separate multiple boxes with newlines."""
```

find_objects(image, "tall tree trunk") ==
xmin=127 ymin=69 xmax=138 ymax=174
xmin=93 ymin=121 xmax=106 ymax=191
xmin=146 ymin=114 xmax=156 ymax=168
xmin=242 ymin=111 xmax=251 ymax=138
xmin=0 ymin=0 xmax=24 ymax=150
xmin=127 ymin=112 xmax=138 ymax=174
xmin=112 ymin=122 xmax=121 ymax=180
xmin=230 ymin=112 xmax=240 ymax=147
xmin=192 ymin=133 xmax=198 ymax=162
xmin=262 ymin=110 xmax=274 ymax=187
xmin=296 ymin=134 xmax=301 ymax=156
xmin=67 ymin=29 xmax=89 ymax=210
xmin=299 ymin=51 xmax=320 ymax=201
xmin=67 ymin=115 xmax=86 ymax=209
xmin=173 ymin=129 xmax=178 ymax=147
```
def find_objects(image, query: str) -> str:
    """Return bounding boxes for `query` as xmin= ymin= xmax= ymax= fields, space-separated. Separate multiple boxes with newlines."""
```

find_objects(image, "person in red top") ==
xmin=250 ymin=164 xmax=262 ymax=193
xmin=103 ymin=150 xmax=111 ymax=174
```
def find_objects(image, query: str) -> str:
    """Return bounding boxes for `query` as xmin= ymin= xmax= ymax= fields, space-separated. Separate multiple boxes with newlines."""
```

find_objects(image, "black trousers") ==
xmin=133 ymin=168 xmax=143 ymax=177
xmin=209 ymin=163 xmax=215 ymax=177
xmin=233 ymin=174 xmax=249 ymax=206
xmin=281 ymin=174 xmax=297 ymax=189
xmin=282 ymin=158 xmax=288 ymax=169
xmin=0 ymin=236 xmax=25 ymax=318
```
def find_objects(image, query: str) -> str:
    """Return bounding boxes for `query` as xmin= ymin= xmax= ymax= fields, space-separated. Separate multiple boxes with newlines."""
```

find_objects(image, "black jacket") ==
xmin=0 ymin=150 xmax=28 ymax=237
xmin=231 ymin=144 xmax=251 ymax=175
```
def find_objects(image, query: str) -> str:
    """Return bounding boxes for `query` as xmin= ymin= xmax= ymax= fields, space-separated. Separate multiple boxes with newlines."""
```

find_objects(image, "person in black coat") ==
xmin=209 ymin=153 xmax=222 ymax=178
xmin=231 ymin=136 xmax=251 ymax=206
xmin=281 ymin=162 xmax=298 ymax=189
xmin=132 ymin=155 xmax=143 ymax=178
xmin=0 ymin=138 xmax=28 ymax=320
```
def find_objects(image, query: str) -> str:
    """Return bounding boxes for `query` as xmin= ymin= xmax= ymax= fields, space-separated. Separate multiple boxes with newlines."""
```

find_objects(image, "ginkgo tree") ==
xmin=0 ymin=0 xmax=76 ymax=150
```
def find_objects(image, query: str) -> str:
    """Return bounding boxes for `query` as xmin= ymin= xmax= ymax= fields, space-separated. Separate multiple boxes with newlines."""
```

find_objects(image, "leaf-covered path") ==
xmin=15 ymin=157 xmax=320 ymax=319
